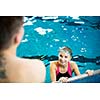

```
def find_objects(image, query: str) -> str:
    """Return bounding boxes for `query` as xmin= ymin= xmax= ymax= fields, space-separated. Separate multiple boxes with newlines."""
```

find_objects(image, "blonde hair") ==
xmin=59 ymin=46 xmax=72 ymax=56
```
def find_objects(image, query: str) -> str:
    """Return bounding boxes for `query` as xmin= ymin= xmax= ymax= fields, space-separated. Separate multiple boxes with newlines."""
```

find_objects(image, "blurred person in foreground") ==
xmin=0 ymin=17 xmax=46 ymax=83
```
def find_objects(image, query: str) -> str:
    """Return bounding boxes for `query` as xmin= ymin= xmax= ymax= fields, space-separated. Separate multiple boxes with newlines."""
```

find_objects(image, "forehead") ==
xmin=59 ymin=51 xmax=70 ymax=56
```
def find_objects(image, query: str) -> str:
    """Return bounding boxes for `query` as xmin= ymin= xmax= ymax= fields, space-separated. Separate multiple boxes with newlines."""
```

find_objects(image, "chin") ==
xmin=62 ymin=63 xmax=66 ymax=66
xmin=60 ymin=62 xmax=66 ymax=66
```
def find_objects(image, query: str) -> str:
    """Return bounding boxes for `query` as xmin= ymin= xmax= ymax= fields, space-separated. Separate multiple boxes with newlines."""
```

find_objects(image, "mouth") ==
xmin=59 ymin=61 xmax=66 ymax=65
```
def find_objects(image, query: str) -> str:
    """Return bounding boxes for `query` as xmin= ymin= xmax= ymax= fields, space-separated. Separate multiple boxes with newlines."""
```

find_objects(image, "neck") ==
xmin=2 ymin=46 xmax=17 ymax=57
xmin=58 ymin=62 xmax=68 ymax=68
xmin=61 ymin=65 xmax=67 ymax=68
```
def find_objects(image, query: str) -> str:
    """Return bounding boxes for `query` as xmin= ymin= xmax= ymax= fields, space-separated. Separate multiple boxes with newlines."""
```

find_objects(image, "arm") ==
xmin=50 ymin=62 xmax=57 ymax=82
xmin=71 ymin=61 xmax=93 ymax=76
xmin=71 ymin=61 xmax=81 ymax=76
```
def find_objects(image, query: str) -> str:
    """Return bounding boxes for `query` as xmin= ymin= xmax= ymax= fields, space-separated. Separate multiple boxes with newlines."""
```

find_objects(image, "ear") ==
xmin=15 ymin=33 xmax=23 ymax=44
xmin=14 ymin=26 xmax=24 ymax=45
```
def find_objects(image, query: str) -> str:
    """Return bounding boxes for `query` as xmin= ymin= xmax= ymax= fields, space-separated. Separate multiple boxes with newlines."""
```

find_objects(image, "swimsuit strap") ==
xmin=67 ymin=62 xmax=72 ymax=76
xmin=56 ymin=65 xmax=60 ymax=75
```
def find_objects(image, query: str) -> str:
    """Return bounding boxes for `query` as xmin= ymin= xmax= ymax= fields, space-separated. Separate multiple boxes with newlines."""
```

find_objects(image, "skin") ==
xmin=1 ymin=25 xmax=46 ymax=83
xmin=50 ymin=51 xmax=93 ymax=83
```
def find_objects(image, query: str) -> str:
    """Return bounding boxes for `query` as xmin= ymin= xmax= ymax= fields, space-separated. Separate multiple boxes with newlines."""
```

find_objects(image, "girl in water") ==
xmin=50 ymin=46 xmax=93 ymax=83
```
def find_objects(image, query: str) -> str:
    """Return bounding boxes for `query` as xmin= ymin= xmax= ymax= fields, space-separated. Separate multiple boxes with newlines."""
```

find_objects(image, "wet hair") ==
xmin=59 ymin=46 xmax=73 ymax=56
xmin=0 ymin=16 xmax=24 ymax=51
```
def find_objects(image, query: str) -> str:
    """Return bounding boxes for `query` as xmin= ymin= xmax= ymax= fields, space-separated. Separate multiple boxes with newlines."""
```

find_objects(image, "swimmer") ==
xmin=50 ymin=46 xmax=93 ymax=83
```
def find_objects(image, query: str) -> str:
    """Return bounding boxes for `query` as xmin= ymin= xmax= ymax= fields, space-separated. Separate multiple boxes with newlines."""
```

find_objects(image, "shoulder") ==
xmin=19 ymin=58 xmax=45 ymax=67
xmin=50 ymin=61 xmax=58 ymax=69
xmin=20 ymin=58 xmax=45 ymax=73
xmin=31 ymin=59 xmax=45 ymax=67
xmin=17 ymin=58 xmax=46 ymax=82
xmin=70 ymin=61 xmax=77 ymax=65
xmin=50 ymin=61 xmax=58 ymax=67
xmin=50 ymin=61 xmax=57 ymax=64
xmin=69 ymin=61 xmax=78 ymax=69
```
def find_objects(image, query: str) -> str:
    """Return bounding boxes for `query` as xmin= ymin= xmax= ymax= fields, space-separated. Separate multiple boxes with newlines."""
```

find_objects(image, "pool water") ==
xmin=17 ymin=16 xmax=100 ymax=83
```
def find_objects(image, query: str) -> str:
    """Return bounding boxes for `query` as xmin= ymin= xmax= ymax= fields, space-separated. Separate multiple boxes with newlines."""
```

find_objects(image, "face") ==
xmin=58 ymin=51 xmax=71 ymax=66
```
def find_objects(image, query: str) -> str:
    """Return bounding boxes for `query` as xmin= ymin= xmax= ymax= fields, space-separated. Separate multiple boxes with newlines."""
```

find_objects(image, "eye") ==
xmin=60 ymin=54 xmax=63 ymax=58
xmin=65 ymin=56 xmax=68 ymax=58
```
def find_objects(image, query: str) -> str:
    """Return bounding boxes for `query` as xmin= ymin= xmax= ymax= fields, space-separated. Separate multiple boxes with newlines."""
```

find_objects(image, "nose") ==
xmin=61 ymin=57 xmax=66 ymax=62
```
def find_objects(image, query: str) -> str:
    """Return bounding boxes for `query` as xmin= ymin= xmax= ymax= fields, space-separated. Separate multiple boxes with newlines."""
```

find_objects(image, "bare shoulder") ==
xmin=16 ymin=58 xmax=46 ymax=82
xmin=70 ymin=61 xmax=77 ymax=65
xmin=31 ymin=59 xmax=45 ymax=67
xmin=70 ymin=61 xmax=78 ymax=69
xmin=50 ymin=60 xmax=57 ymax=64
xmin=20 ymin=58 xmax=45 ymax=73
xmin=69 ymin=61 xmax=80 ymax=75
xmin=50 ymin=61 xmax=57 ymax=67
xmin=50 ymin=61 xmax=58 ymax=71
xmin=19 ymin=58 xmax=45 ymax=67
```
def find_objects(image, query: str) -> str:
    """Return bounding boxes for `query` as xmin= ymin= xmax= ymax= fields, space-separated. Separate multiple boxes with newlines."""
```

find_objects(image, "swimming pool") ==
xmin=17 ymin=16 xmax=100 ymax=83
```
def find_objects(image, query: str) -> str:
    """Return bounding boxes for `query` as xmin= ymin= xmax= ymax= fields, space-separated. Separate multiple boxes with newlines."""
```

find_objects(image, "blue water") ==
xmin=17 ymin=16 xmax=100 ymax=83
